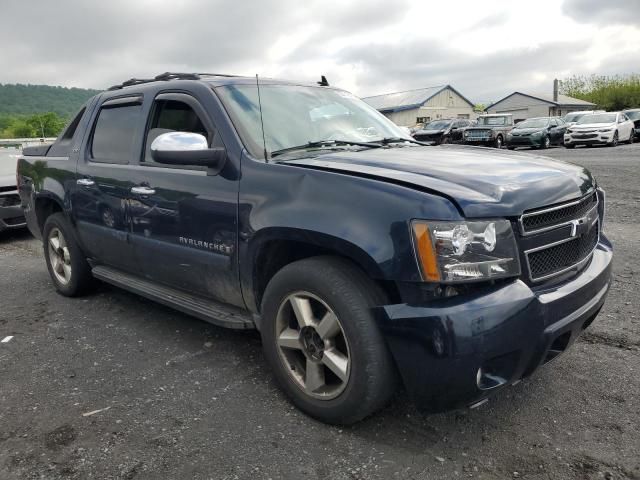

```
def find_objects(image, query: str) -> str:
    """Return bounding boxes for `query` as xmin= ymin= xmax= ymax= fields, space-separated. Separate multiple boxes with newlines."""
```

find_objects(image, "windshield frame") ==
xmin=213 ymin=83 xmax=411 ymax=160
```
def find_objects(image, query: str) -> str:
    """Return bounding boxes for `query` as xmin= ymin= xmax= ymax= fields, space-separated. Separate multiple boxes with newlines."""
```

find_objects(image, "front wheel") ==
xmin=629 ymin=131 xmax=635 ymax=144
xmin=261 ymin=257 xmax=397 ymax=424
xmin=494 ymin=135 xmax=503 ymax=148
xmin=608 ymin=131 xmax=619 ymax=147
xmin=541 ymin=136 xmax=550 ymax=149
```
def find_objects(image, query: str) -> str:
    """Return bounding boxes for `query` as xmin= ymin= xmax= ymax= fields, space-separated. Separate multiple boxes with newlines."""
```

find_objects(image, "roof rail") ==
xmin=107 ymin=72 xmax=244 ymax=90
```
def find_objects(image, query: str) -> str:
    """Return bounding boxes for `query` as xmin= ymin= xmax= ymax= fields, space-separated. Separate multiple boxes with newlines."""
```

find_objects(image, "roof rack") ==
xmin=107 ymin=72 xmax=241 ymax=91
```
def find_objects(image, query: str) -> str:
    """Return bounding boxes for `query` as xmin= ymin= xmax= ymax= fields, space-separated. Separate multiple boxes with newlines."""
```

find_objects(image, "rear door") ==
xmin=72 ymin=95 xmax=143 ymax=272
xmin=128 ymin=92 xmax=243 ymax=307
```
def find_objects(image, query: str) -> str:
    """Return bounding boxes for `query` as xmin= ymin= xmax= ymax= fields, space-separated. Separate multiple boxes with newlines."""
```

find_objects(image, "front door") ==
xmin=128 ymin=92 xmax=242 ymax=307
xmin=72 ymin=95 xmax=143 ymax=272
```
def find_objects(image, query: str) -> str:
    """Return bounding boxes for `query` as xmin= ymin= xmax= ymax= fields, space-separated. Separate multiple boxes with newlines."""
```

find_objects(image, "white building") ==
xmin=486 ymin=81 xmax=596 ymax=122
xmin=362 ymin=85 xmax=476 ymax=127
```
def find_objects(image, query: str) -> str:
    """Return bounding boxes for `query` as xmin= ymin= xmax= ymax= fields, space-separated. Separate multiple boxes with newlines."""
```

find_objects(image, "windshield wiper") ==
xmin=377 ymin=137 xmax=431 ymax=146
xmin=270 ymin=139 xmax=382 ymax=158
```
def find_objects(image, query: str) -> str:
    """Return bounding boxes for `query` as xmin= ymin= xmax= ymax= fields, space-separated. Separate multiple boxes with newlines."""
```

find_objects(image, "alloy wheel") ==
xmin=48 ymin=227 xmax=72 ymax=285
xmin=275 ymin=292 xmax=351 ymax=400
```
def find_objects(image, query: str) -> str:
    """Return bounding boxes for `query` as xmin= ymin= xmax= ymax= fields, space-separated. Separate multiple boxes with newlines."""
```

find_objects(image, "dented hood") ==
xmin=281 ymin=145 xmax=595 ymax=217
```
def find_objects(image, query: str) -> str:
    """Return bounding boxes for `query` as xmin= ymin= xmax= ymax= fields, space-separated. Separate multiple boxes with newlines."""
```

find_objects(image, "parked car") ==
xmin=18 ymin=73 xmax=612 ymax=424
xmin=622 ymin=108 xmax=640 ymax=139
xmin=564 ymin=112 xmax=635 ymax=148
xmin=0 ymin=147 xmax=27 ymax=233
xmin=506 ymin=117 xmax=567 ymax=149
xmin=562 ymin=110 xmax=605 ymax=127
xmin=412 ymin=118 xmax=472 ymax=144
xmin=463 ymin=114 xmax=514 ymax=148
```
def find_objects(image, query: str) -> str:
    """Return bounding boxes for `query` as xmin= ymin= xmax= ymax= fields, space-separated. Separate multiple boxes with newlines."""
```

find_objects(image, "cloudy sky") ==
xmin=1 ymin=0 xmax=639 ymax=102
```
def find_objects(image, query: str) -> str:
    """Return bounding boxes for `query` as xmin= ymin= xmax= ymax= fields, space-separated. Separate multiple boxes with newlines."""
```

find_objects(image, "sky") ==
xmin=1 ymin=0 xmax=639 ymax=103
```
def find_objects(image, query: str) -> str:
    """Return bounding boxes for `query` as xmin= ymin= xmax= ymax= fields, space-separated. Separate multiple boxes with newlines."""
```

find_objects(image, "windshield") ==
xmin=577 ymin=113 xmax=617 ymax=124
xmin=477 ymin=116 xmax=510 ymax=126
xmin=422 ymin=120 xmax=451 ymax=130
xmin=625 ymin=111 xmax=640 ymax=120
xmin=515 ymin=118 xmax=549 ymax=129
xmin=563 ymin=113 xmax=586 ymax=123
xmin=216 ymin=84 xmax=409 ymax=158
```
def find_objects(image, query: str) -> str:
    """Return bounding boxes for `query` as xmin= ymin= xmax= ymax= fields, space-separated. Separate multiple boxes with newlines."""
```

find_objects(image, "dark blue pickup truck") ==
xmin=17 ymin=73 xmax=612 ymax=424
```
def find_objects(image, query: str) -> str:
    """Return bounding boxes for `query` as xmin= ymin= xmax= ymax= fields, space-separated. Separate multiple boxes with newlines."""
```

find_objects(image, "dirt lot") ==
xmin=1 ymin=143 xmax=639 ymax=480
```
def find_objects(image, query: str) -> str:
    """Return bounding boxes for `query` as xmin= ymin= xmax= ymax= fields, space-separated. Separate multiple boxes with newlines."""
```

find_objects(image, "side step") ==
xmin=92 ymin=265 xmax=255 ymax=330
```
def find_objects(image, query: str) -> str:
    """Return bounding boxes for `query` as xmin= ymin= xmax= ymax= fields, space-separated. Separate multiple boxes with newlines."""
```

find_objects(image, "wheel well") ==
xmin=253 ymin=240 xmax=401 ymax=311
xmin=35 ymin=198 xmax=63 ymax=233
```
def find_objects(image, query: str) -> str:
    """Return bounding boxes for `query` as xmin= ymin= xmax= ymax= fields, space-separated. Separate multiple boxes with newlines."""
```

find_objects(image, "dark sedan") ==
xmin=412 ymin=118 xmax=472 ymax=144
xmin=506 ymin=117 xmax=566 ymax=150
xmin=623 ymin=109 xmax=640 ymax=139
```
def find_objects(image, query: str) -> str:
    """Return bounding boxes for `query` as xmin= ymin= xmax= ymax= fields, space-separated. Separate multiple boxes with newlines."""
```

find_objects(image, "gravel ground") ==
xmin=1 ymin=143 xmax=639 ymax=480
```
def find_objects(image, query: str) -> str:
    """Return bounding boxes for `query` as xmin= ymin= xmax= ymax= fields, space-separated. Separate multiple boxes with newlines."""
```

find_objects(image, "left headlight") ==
xmin=411 ymin=219 xmax=521 ymax=283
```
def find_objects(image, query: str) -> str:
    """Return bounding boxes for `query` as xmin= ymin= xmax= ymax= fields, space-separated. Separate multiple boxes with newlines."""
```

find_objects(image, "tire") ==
xmin=565 ymin=144 xmax=575 ymax=149
xmin=608 ymin=131 xmax=618 ymax=147
xmin=260 ymin=256 xmax=397 ymax=424
xmin=494 ymin=135 xmax=503 ymax=149
xmin=629 ymin=131 xmax=635 ymax=144
xmin=506 ymin=145 xmax=515 ymax=150
xmin=541 ymin=136 xmax=550 ymax=149
xmin=441 ymin=135 xmax=450 ymax=145
xmin=43 ymin=213 xmax=94 ymax=296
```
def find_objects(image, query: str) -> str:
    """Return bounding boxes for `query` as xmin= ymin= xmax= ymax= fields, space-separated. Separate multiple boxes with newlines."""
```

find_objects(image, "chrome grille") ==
xmin=0 ymin=194 xmax=21 ymax=207
xmin=527 ymin=222 xmax=599 ymax=281
xmin=520 ymin=191 xmax=597 ymax=235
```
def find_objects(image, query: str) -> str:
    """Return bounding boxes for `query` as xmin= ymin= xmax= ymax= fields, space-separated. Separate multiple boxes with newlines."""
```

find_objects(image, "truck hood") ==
xmin=281 ymin=145 xmax=594 ymax=217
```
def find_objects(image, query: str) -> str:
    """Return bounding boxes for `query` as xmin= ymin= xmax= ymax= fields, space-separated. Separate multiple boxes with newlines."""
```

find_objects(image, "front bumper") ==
xmin=464 ymin=139 xmax=493 ymax=146
xmin=564 ymin=131 xmax=614 ymax=145
xmin=507 ymin=135 xmax=542 ymax=147
xmin=376 ymin=236 xmax=613 ymax=412
xmin=0 ymin=193 xmax=26 ymax=232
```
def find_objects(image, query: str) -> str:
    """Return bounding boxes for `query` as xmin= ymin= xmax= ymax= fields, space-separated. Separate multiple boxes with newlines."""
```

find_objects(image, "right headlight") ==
xmin=411 ymin=219 xmax=521 ymax=283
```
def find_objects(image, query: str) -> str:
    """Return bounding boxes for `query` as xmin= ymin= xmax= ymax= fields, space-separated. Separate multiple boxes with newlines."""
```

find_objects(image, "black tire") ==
xmin=608 ymin=131 xmax=618 ymax=147
xmin=260 ymin=256 xmax=397 ymax=424
xmin=629 ymin=132 xmax=635 ymax=144
xmin=494 ymin=135 xmax=503 ymax=149
xmin=540 ymin=136 xmax=550 ymax=149
xmin=507 ymin=145 xmax=515 ymax=150
xmin=43 ymin=213 xmax=94 ymax=297
xmin=565 ymin=144 xmax=575 ymax=149
xmin=441 ymin=135 xmax=450 ymax=145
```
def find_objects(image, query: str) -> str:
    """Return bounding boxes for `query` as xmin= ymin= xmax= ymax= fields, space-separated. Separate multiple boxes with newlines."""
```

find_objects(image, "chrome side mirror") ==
xmin=150 ymin=131 xmax=226 ymax=173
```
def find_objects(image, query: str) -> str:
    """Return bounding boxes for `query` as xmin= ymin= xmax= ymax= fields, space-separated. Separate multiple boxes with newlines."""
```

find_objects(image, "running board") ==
xmin=91 ymin=265 xmax=255 ymax=330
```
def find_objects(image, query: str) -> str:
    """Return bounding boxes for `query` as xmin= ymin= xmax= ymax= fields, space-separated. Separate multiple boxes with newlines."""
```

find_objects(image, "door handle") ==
xmin=77 ymin=178 xmax=95 ymax=187
xmin=131 ymin=186 xmax=156 ymax=195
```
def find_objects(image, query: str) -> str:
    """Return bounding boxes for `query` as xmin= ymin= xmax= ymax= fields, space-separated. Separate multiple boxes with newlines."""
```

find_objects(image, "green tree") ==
xmin=559 ymin=74 xmax=640 ymax=110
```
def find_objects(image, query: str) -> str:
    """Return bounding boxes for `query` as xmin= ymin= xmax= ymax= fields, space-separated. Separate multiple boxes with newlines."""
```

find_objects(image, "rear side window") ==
xmin=91 ymin=104 xmax=142 ymax=163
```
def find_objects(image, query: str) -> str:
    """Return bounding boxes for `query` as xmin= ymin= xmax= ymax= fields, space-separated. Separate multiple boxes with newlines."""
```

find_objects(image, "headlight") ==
xmin=598 ymin=128 xmax=614 ymax=132
xmin=532 ymin=131 xmax=543 ymax=138
xmin=567 ymin=129 xmax=574 ymax=134
xmin=411 ymin=219 xmax=520 ymax=283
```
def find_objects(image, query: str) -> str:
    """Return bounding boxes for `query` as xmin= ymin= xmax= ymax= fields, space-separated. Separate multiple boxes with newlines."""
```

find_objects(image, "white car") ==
xmin=562 ymin=110 xmax=605 ymax=127
xmin=564 ymin=112 xmax=635 ymax=148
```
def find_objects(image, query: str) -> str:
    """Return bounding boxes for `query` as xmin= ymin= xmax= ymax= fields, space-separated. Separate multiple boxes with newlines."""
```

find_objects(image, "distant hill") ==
xmin=0 ymin=83 xmax=101 ymax=118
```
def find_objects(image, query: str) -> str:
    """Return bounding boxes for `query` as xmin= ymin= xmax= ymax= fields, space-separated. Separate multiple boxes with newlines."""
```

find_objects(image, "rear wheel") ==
xmin=261 ymin=256 xmax=397 ymax=424
xmin=43 ymin=213 xmax=93 ymax=296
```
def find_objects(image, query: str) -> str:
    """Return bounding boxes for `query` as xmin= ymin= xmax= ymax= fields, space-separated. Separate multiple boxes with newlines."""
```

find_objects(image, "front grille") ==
xmin=414 ymin=134 xmax=440 ymax=142
xmin=521 ymin=192 xmax=597 ymax=234
xmin=0 ymin=194 xmax=21 ymax=207
xmin=574 ymin=133 xmax=598 ymax=139
xmin=466 ymin=130 xmax=490 ymax=138
xmin=527 ymin=222 xmax=599 ymax=281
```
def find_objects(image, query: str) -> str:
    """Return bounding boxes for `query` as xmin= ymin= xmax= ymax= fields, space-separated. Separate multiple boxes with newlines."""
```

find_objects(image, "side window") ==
xmin=91 ymin=103 xmax=142 ymax=164
xmin=143 ymin=99 xmax=216 ymax=164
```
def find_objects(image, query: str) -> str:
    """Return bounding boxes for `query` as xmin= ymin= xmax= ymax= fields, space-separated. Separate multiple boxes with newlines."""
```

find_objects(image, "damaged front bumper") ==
xmin=375 ymin=236 xmax=613 ymax=412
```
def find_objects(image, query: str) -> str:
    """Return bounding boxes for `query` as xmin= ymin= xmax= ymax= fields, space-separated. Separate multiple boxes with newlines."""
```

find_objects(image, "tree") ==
xmin=559 ymin=74 xmax=640 ymax=110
